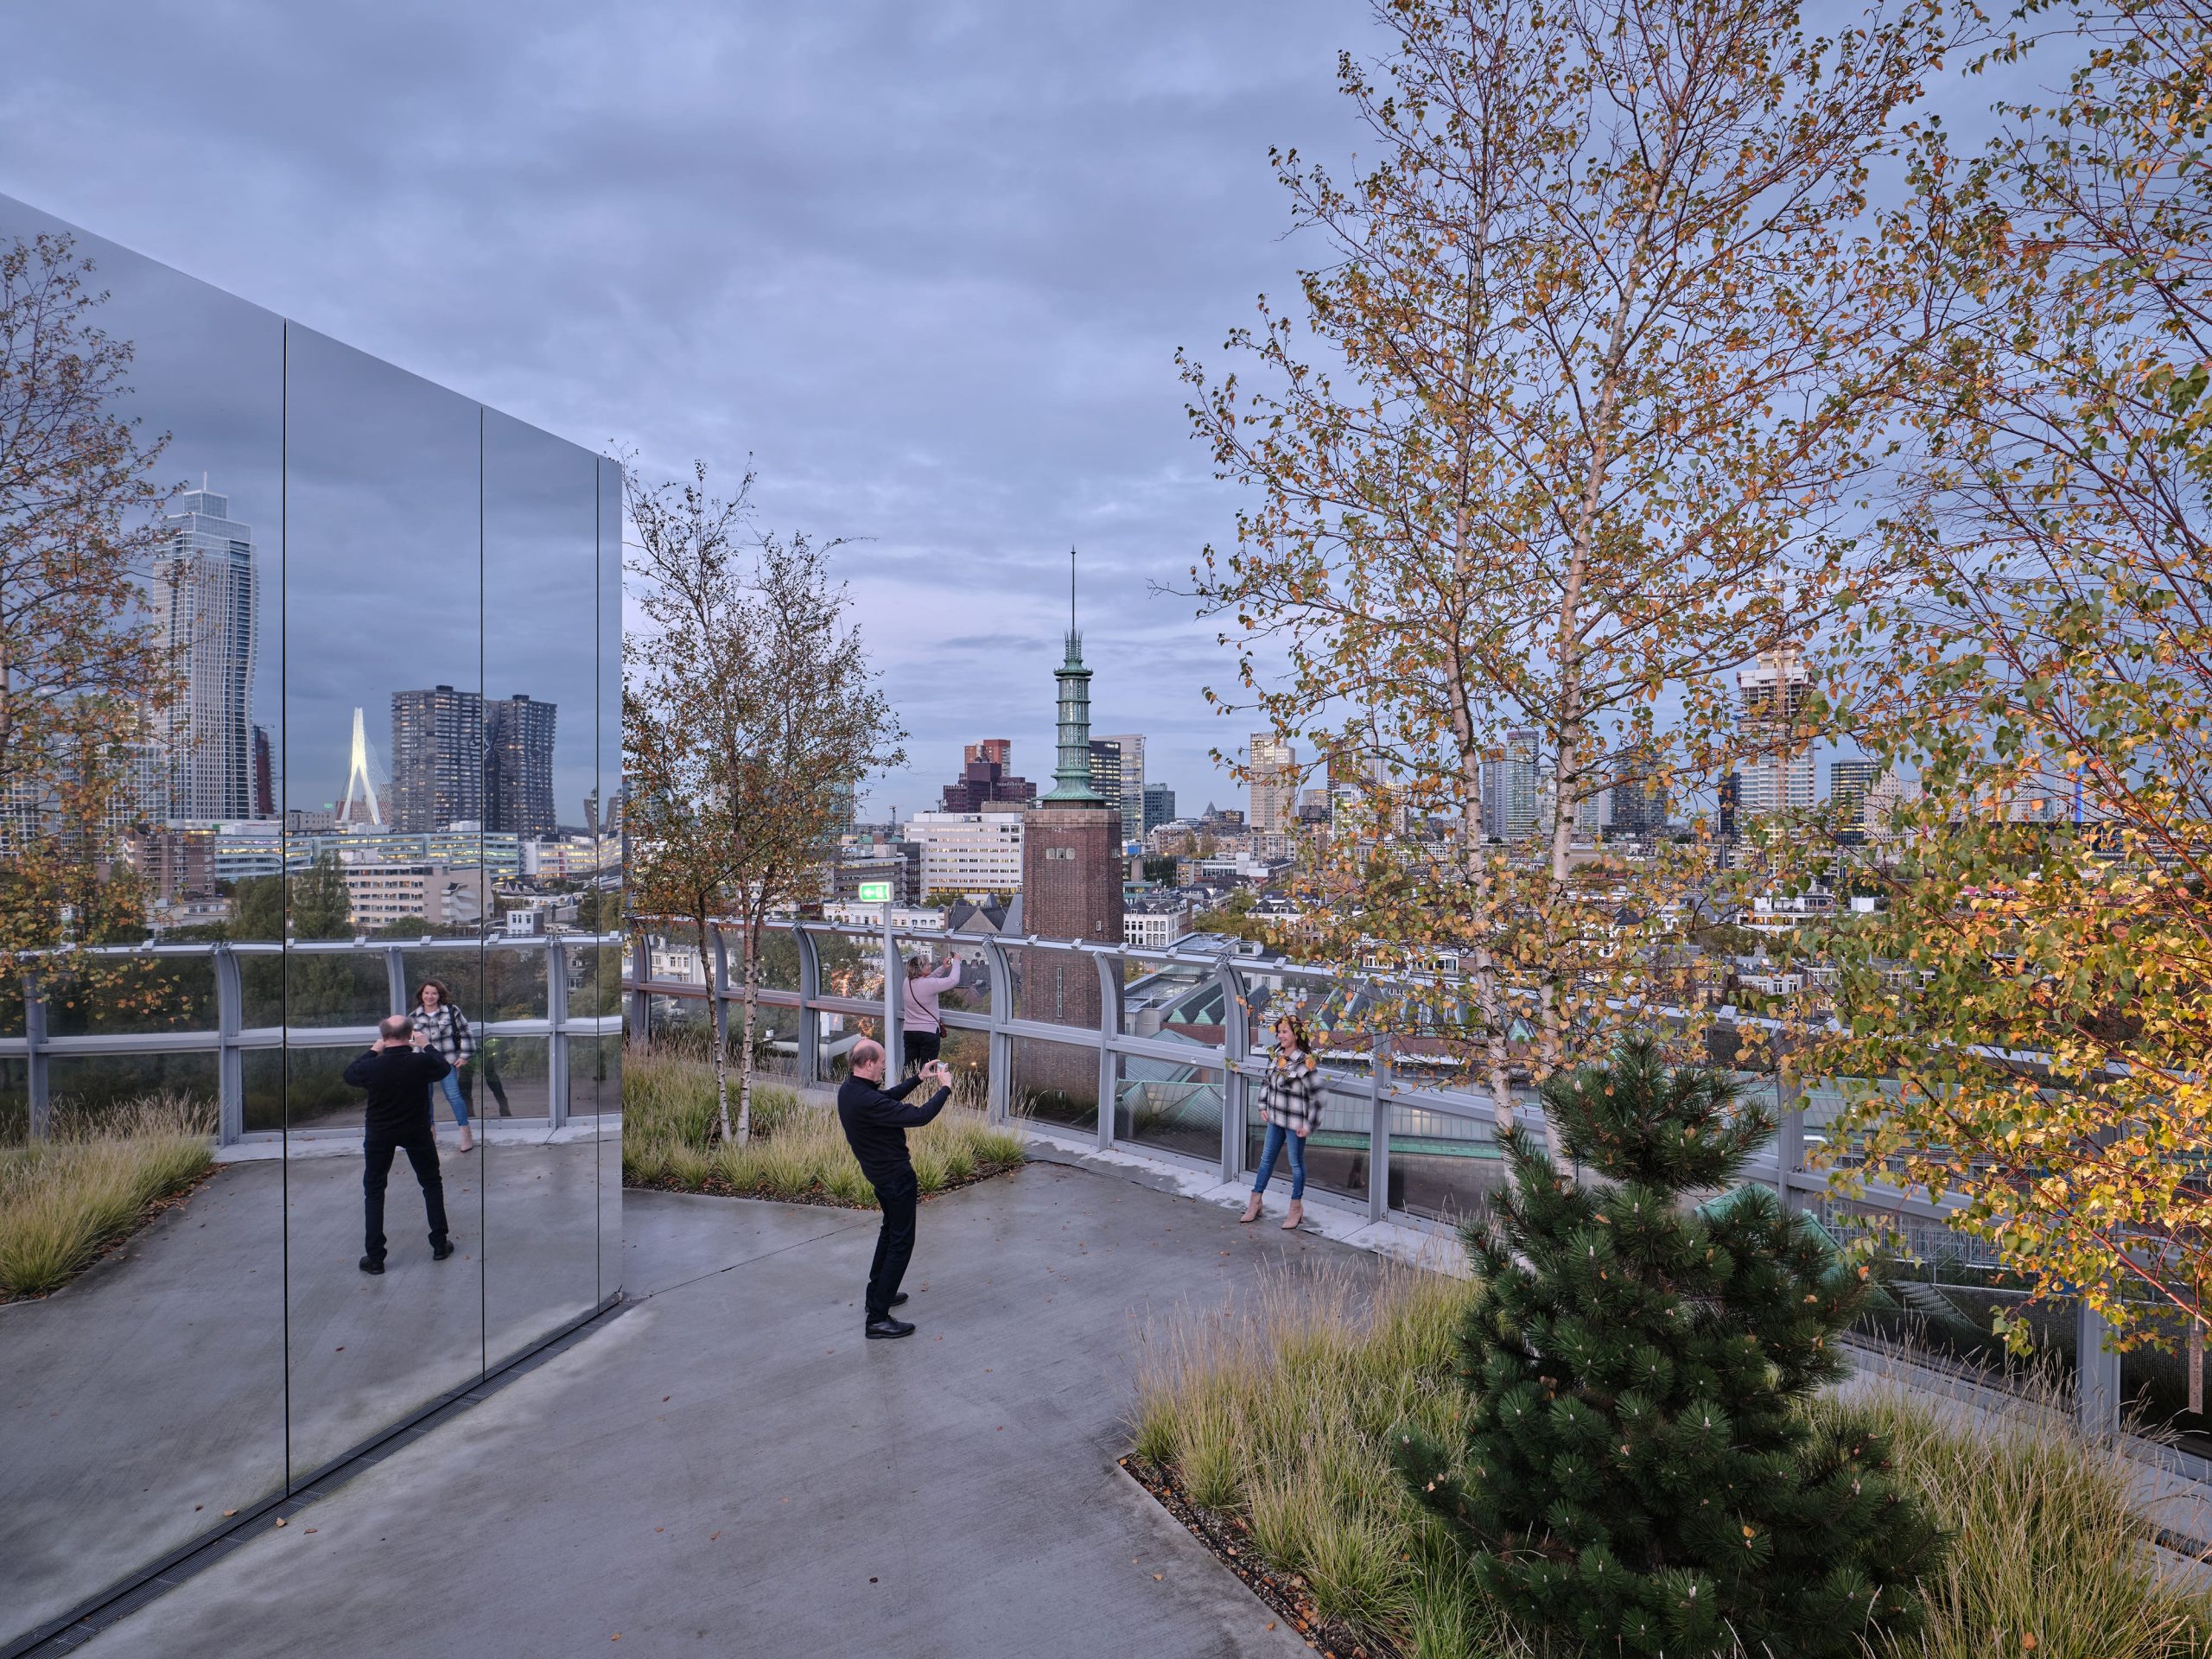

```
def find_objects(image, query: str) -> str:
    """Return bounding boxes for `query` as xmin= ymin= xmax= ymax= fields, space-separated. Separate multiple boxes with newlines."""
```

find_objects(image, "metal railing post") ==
xmin=1218 ymin=963 xmax=1249 ymax=1185
xmin=1368 ymin=1038 xmax=1393 ymax=1224
xmin=385 ymin=946 xmax=407 ymax=1018
xmin=709 ymin=925 xmax=732 ymax=1064
xmin=627 ymin=927 xmax=651 ymax=1045
xmin=2078 ymin=1300 xmax=2121 ymax=1438
xmin=982 ymin=937 xmax=1012 ymax=1123
xmin=1773 ymin=1081 xmax=1805 ymax=1216
xmin=213 ymin=945 xmax=245 ymax=1146
xmin=23 ymin=972 xmax=49 ymax=1140
xmin=884 ymin=931 xmax=904 ymax=1072
xmin=794 ymin=925 xmax=822 ymax=1087
xmin=546 ymin=937 xmax=569 ymax=1130
xmin=1094 ymin=950 xmax=1120 ymax=1151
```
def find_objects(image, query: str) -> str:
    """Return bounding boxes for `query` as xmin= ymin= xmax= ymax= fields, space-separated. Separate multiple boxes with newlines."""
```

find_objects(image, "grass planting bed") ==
xmin=622 ymin=1047 xmax=1027 ymax=1208
xmin=1129 ymin=1262 xmax=2212 ymax=1659
xmin=0 ymin=1095 xmax=216 ymax=1300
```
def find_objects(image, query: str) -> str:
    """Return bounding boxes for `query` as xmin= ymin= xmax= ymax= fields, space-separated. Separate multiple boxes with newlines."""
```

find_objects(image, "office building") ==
xmin=390 ymin=685 xmax=482 ymax=832
xmin=1249 ymin=734 xmax=1295 ymax=836
xmin=484 ymin=693 xmax=557 ymax=838
xmin=1141 ymin=782 xmax=1176 ymax=834
xmin=1481 ymin=729 xmax=1541 ymax=842
xmin=150 ymin=486 xmax=258 ymax=821
xmin=1608 ymin=745 xmax=1671 ymax=836
xmin=1088 ymin=739 xmax=1124 ymax=822
xmin=1828 ymin=759 xmax=1881 ymax=821
xmin=1737 ymin=646 xmax=1816 ymax=817
xmin=1096 ymin=732 xmax=1145 ymax=837
xmin=251 ymin=724 xmax=275 ymax=819
xmin=340 ymin=861 xmax=492 ymax=930
xmin=940 ymin=738 xmax=1037 ymax=813
xmin=907 ymin=808 xmax=1026 ymax=895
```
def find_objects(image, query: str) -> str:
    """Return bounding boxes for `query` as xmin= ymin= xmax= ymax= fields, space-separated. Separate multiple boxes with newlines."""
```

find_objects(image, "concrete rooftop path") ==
xmin=80 ymin=1162 xmax=1375 ymax=1659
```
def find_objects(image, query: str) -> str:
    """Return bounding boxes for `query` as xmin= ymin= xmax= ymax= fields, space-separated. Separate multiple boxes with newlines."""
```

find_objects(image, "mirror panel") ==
xmin=0 ymin=194 xmax=287 ymax=1639
xmin=280 ymin=321 xmax=486 ymax=1477
xmin=481 ymin=409 xmax=601 ymax=1362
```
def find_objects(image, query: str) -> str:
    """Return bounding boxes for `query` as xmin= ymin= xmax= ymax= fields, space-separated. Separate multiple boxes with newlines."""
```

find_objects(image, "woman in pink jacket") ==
xmin=900 ymin=953 xmax=963 ymax=1076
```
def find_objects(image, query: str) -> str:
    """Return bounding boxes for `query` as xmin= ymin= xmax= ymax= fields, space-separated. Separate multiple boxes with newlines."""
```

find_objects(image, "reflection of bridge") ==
xmin=4 ymin=933 xmax=624 ymax=1141
xmin=621 ymin=917 xmax=2138 ymax=1440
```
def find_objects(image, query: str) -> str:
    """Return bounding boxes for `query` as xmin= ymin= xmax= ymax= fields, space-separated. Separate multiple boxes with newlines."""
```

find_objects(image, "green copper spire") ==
xmin=1044 ymin=548 xmax=1104 ymax=804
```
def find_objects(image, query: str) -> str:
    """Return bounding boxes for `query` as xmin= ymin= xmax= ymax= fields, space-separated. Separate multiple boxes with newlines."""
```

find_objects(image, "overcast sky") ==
xmin=1 ymin=2 xmax=1380 ymax=822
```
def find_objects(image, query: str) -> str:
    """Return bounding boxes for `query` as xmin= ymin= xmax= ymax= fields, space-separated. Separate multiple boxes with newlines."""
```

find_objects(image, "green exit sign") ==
xmin=856 ymin=881 xmax=894 ymax=904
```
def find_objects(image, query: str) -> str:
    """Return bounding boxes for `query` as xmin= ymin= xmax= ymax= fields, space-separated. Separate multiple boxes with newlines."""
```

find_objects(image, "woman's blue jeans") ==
xmin=435 ymin=1068 xmax=469 ymax=1128
xmin=1251 ymin=1122 xmax=1306 ymax=1199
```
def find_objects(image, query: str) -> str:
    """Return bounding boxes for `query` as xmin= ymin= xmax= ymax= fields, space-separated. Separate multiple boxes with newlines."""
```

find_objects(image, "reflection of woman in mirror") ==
xmin=410 ymin=979 xmax=476 ymax=1153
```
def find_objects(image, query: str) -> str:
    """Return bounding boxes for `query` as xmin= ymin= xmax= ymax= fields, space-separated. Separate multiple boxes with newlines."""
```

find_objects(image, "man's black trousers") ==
xmin=900 ymin=1029 xmax=940 ymax=1074
xmin=866 ymin=1170 xmax=918 ymax=1319
xmin=364 ymin=1132 xmax=450 ymax=1261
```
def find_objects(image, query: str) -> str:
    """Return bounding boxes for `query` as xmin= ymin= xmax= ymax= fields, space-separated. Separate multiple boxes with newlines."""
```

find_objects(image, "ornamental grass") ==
xmin=621 ymin=1046 xmax=1024 ymax=1205
xmin=1131 ymin=1262 xmax=2212 ymax=1659
xmin=0 ymin=1094 xmax=215 ymax=1300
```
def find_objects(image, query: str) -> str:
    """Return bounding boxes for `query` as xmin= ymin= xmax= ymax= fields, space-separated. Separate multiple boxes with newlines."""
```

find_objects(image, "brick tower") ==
xmin=1020 ymin=552 xmax=1123 ymax=1065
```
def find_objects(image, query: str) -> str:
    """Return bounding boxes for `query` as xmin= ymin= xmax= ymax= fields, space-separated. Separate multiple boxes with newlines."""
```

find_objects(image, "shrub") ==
xmin=1392 ymin=1033 xmax=1942 ymax=1657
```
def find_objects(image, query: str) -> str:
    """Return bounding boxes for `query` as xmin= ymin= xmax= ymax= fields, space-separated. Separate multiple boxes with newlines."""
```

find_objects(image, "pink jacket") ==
xmin=901 ymin=960 xmax=962 ymax=1033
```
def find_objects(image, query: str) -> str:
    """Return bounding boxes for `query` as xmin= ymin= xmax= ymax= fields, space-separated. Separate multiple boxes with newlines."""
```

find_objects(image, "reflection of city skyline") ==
xmin=138 ymin=480 xmax=572 ymax=839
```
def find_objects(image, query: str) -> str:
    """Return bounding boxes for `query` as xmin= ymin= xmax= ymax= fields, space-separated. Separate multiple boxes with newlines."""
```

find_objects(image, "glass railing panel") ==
xmin=1115 ymin=1058 xmax=1221 ymax=1164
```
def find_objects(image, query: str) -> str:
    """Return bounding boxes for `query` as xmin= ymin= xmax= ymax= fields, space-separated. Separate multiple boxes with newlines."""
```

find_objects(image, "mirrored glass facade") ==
xmin=0 ymin=192 xmax=621 ymax=1649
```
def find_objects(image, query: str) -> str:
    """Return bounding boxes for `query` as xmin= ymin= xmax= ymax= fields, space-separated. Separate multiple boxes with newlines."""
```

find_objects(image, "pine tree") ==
xmin=1394 ymin=1034 xmax=1942 ymax=1656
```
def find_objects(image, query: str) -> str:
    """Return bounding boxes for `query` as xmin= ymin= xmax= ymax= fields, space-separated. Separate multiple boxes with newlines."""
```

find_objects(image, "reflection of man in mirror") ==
xmin=899 ymin=953 xmax=962 ymax=1076
xmin=344 ymin=1015 xmax=456 ymax=1275
xmin=836 ymin=1040 xmax=951 ymax=1340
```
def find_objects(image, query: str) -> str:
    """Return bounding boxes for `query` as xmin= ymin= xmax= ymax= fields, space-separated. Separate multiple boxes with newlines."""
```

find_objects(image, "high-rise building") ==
xmin=1737 ymin=646 xmax=1816 ymax=817
xmin=251 ymin=724 xmax=275 ymax=819
xmin=483 ymin=694 xmax=557 ymax=838
xmin=1249 ymin=734 xmax=1295 ymax=836
xmin=151 ymin=486 xmax=258 ymax=821
xmin=1087 ymin=739 xmax=1123 ymax=822
xmin=1828 ymin=759 xmax=1881 ymax=822
xmin=1481 ymin=729 xmax=1541 ymax=842
xmin=1141 ymin=782 xmax=1176 ymax=833
xmin=1607 ymin=744 xmax=1671 ymax=837
xmin=1717 ymin=770 xmax=1741 ymax=859
xmin=1096 ymin=733 xmax=1145 ymax=838
xmin=940 ymin=738 xmax=1037 ymax=812
xmin=390 ymin=685 xmax=482 ymax=832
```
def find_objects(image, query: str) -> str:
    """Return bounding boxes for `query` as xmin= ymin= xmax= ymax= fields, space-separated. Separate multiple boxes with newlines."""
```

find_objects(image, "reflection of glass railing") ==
xmin=5 ymin=933 xmax=625 ymax=1143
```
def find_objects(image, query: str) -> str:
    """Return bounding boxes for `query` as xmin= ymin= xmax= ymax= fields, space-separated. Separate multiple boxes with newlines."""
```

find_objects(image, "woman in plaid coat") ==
xmin=1241 ymin=1013 xmax=1320 ymax=1231
xmin=410 ymin=978 xmax=477 ymax=1153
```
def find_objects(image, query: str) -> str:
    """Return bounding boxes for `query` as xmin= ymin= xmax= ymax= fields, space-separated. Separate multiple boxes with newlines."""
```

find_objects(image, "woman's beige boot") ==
xmin=1281 ymin=1199 xmax=1305 ymax=1230
xmin=456 ymin=1125 xmax=474 ymax=1154
xmin=1239 ymin=1192 xmax=1263 ymax=1224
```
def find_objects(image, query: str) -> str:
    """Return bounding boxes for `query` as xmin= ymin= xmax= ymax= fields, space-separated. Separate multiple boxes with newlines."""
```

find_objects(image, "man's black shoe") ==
xmin=864 ymin=1317 xmax=917 ymax=1340
xmin=431 ymin=1238 xmax=454 ymax=1261
xmin=890 ymin=1292 xmax=908 ymax=1307
xmin=359 ymin=1255 xmax=385 ymax=1275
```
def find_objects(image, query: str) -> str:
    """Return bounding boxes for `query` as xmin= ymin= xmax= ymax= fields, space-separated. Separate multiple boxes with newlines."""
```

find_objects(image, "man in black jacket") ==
xmin=836 ymin=1039 xmax=950 ymax=1339
xmin=343 ymin=1015 xmax=456 ymax=1274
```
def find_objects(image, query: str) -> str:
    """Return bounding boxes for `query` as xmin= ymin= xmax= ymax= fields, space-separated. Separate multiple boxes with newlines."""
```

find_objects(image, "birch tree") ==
xmin=1819 ymin=0 xmax=2212 ymax=1348
xmin=624 ymin=462 xmax=903 ymax=1143
xmin=1182 ymin=0 xmax=1962 ymax=1130
xmin=0 ymin=233 xmax=175 ymax=997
